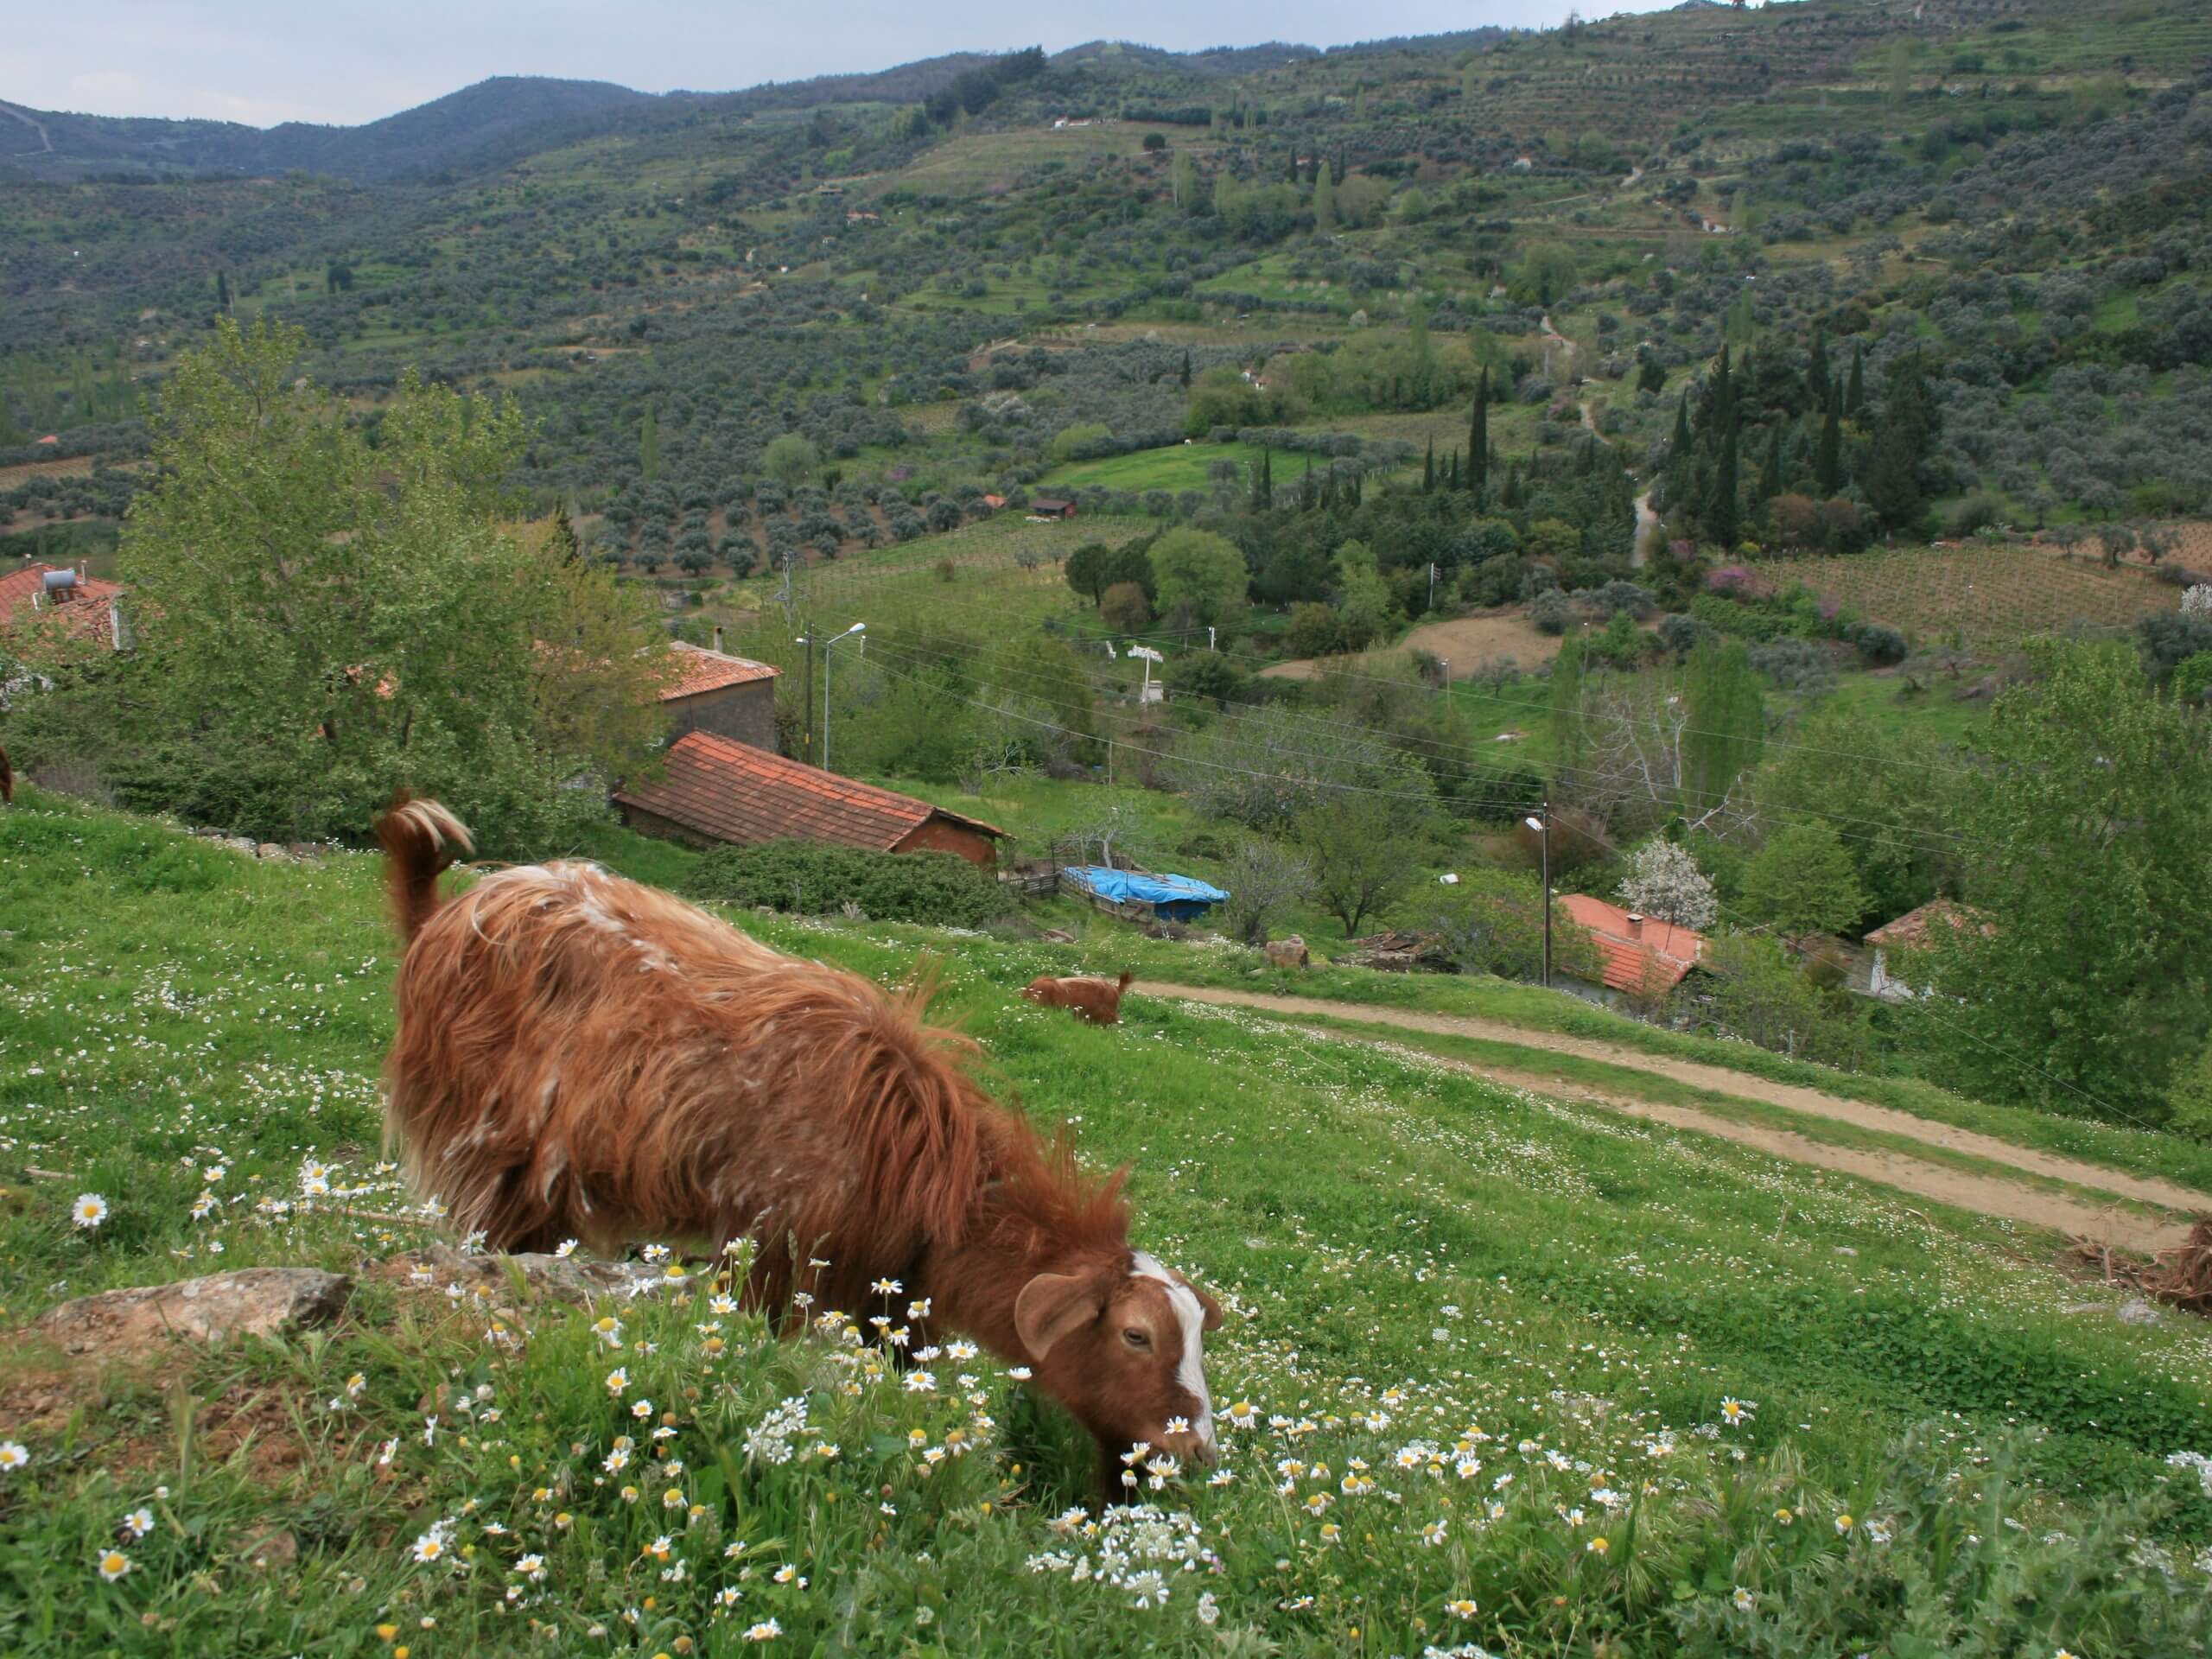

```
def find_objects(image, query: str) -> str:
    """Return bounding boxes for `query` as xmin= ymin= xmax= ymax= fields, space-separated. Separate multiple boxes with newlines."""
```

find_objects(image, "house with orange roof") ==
xmin=0 ymin=563 xmax=130 ymax=655
xmin=660 ymin=635 xmax=782 ymax=752
xmin=613 ymin=731 xmax=1007 ymax=867
xmin=1556 ymin=893 xmax=1708 ymax=1008
xmin=1861 ymin=898 xmax=1987 ymax=1001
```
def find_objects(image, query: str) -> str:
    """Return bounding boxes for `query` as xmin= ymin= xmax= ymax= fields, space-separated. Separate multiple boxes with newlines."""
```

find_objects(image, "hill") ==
xmin=0 ymin=787 xmax=2208 ymax=1653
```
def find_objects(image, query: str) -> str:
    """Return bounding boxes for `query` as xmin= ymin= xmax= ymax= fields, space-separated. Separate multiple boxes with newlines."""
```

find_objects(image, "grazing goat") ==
xmin=1263 ymin=936 xmax=1310 ymax=969
xmin=1020 ymin=970 xmax=1135 ymax=1026
xmin=0 ymin=744 xmax=11 ymax=805
xmin=376 ymin=798 xmax=1219 ymax=1486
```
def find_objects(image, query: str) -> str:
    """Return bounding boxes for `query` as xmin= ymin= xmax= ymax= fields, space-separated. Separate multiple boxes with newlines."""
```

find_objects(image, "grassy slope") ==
xmin=1 ymin=789 xmax=2209 ymax=1654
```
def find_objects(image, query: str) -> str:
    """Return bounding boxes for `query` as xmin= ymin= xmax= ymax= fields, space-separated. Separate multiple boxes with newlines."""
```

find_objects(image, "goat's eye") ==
xmin=1122 ymin=1328 xmax=1150 ymax=1349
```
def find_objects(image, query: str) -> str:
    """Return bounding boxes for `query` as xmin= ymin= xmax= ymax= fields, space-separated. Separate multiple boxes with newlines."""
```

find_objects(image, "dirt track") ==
xmin=1135 ymin=982 xmax=2209 ymax=1250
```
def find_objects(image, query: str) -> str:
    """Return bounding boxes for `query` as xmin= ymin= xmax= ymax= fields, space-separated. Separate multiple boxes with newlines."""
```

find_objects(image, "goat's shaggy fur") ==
xmin=1020 ymin=970 xmax=1134 ymax=1026
xmin=375 ymin=798 xmax=1133 ymax=1326
xmin=0 ymin=745 xmax=12 ymax=805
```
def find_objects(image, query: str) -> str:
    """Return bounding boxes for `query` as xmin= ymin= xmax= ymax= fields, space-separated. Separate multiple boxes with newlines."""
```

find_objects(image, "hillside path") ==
xmin=1134 ymin=982 xmax=2209 ymax=1248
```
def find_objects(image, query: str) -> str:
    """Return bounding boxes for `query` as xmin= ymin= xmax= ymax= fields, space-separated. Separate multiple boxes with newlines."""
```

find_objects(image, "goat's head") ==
xmin=1014 ymin=1249 xmax=1222 ymax=1491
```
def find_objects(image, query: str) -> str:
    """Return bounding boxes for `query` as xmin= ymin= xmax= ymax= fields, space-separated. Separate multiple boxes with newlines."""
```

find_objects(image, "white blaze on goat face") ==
xmin=1131 ymin=1250 xmax=1215 ymax=1451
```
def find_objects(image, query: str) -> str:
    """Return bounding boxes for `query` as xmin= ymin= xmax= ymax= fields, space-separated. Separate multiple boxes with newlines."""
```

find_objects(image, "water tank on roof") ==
xmin=42 ymin=569 xmax=78 ymax=594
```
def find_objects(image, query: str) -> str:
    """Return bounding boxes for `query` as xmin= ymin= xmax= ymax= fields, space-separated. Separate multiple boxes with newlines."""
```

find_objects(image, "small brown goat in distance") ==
xmin=375 ymin=798 xmax=1219 ymax=1491
xmin=0 ymin=744 xmax=13 ymax=805
xmin=1020 ymin=970 xmax=1135 ymax=1026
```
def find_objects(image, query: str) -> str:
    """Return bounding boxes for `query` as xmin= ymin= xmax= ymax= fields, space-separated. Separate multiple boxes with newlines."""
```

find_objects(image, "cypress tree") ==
xmin=1807 ymin=329 xmax=1831 ymax=410
xmin=215 ymin=270 xmax=230 ymax=311
xmin=1682 ymin=639 xmax=1764 ymax=811
xmin=1706 ymin=408 xmax=1740 ymax=550
xmin=1447 ymin=448 xmax=1460 ymax=491
xmin=1423 ymin=437 xmax=1435 ymax=493
xmin=1864 ymin=352 xmax=1936 ymax=533
xmin=1261 ymin=449 xmax=1273 ymax=510
xmin=1815 ymin=387 xmax=1843 ymax=496
xmin=1844 ymin=342 xmax=1866 ymax=418
xmin=1548 ymin=634 xmax=1589 ymax=788
xmin=1179 ymin=351 xmax=1192 ymax=390
xmin=547 ymin=508 xmax=581 ymax=565
xmin=1758 ymin=420 xmax=1784 ymax=505
xmin=1470 ymin=369 xmax=1491 ymax=502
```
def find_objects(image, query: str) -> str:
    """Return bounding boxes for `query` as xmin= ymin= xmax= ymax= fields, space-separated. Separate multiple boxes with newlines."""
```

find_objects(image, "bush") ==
xmin=683 ymin=840 xmax=1007 ymax=926
xmin=1851 ymin=621 xmax=1909 ymax=665
xmin=1529 ymin=588 xmax=1574 ymax=634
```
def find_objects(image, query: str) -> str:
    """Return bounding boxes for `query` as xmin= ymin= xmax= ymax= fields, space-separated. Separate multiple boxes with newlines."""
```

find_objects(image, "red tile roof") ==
xmin=615 ymin=731 xmax=1006 ymax=852
xmin=0 ymin=563 xmax=126 ymax=649
xmin=661 ymin=641 xmax=780 ymax=701
xmin=1865 ymin=899 xmax=1986 ymax=950
xmin=1559 ymin=893 xmax=1707 ymax=994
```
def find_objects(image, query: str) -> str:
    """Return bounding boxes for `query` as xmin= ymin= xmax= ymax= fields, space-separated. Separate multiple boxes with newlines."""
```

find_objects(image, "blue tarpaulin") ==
xmin=1064 ymin=866 xmax=1230 ymax=922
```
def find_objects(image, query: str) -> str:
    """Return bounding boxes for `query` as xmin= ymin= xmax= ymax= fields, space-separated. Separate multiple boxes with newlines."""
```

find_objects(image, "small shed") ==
xmin=615 ymin=731 xmax=1007 ymax=866
xmin=1062 ymin=866 xmax=1229 ymax=925
xmin=1861 ymin=899 xmax=1986 ymax=1001
xmin=1029 ymin=497 xmax=1077 ymax=519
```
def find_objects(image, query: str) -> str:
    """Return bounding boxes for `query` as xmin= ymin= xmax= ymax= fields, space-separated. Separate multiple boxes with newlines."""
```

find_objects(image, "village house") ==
xmin=1860 ymin=898 xmax=1984 ymax=1001
xmin=0 ymin=563 xmax=130 ymax=653
xmin=658 ymin=635 xmax=781 ymax=752
xmin=1556 ymin=894 xmax=1708 ymax=1009
xmin=614 ymin=730 xmax=1008 ymax=866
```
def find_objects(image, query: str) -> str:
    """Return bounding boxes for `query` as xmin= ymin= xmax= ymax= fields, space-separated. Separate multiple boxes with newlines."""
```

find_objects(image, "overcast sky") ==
xmin=3 ymin=1 xmax=1688 ymax=128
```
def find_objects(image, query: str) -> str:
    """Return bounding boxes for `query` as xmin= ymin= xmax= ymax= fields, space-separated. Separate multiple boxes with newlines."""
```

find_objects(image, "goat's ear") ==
xmin=1192 ymin=1282 xmax=1224 ymax=1333
xmin=1014 ymin=1271 xmax=1104 ymax=1361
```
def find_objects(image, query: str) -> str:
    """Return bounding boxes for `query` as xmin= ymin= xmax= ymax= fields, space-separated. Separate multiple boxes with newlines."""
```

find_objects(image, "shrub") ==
xmin=1657 ymin=612 xmax=1718 ymax=660
xmin=683 ymin=840 xmax=1006 ymax=926
xmin=1852 ymin=621 xmax=1908 ymax=665
xmin=1100 ymin=581 xmax=1152 ymax=632
xmin=1530 ymin=588 xmax=1574 ymax=634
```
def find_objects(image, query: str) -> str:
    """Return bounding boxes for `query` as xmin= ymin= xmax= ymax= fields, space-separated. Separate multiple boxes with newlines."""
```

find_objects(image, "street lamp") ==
xmin=795 ymin=621 xmax=865 ymax=770
xmin=1525 ymin=803 xmax=1552 ymax=989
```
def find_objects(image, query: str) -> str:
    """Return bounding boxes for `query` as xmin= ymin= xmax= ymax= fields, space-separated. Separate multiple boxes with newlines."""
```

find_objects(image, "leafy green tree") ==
xmin=1297 ymin=793 xmax=1422 ymax=937
xmin=1739 ymin=820 xmax=1867 ymax=938
xmin=1468 ymin=370 xmax=1490 ymax=502
xmin=1064 ymin=541 xmax=1112 ymax=605
xmin=763 ymin=434 xmax=820 ymax=489
xmin=1548 ymin=632 xmax=1588 ymax=786
xmin=1332 ymin=539 xmax=1396 ymax=649
xmin=1694 ymin=931 xmax=1871 ymax=1069
xmin=1148 ymin=527 xmax=1249 ymax=626
xmin=111 ymin=319 xmax=667 ymax=849
xmin=1762 ymin=707 xmax=1965 ymax=923
xmin=1908 ymin=639 xmax=2212 ymax=1123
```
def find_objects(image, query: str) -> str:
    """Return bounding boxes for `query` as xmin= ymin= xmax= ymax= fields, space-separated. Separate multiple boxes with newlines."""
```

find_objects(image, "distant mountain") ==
xmin=0 ymin=77 xmax=658 ymax=182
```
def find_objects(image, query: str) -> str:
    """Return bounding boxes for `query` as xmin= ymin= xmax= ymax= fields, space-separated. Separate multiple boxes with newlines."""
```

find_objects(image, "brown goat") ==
xmin=0 ymin=744 xmax=11 ymax=805
xmin=375 ymin=799 xmax=1220 ymax=1485
xmin=1020 ymin=970 xmax=1134 ymax=1026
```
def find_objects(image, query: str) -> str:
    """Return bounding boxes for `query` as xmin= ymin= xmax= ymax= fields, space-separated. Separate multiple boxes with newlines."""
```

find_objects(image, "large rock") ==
xmin=37 ymin=1268 xmax=354 ymax=1357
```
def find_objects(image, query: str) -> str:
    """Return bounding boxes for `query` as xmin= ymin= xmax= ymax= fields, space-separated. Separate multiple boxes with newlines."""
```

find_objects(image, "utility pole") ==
xmin=800 ymin=627 xmax=817 ymax=766
xmin=1526 ymin=801 xmax=1553 ymax=988
xmin=1427 ymin=562 xmax=1438 ymax=610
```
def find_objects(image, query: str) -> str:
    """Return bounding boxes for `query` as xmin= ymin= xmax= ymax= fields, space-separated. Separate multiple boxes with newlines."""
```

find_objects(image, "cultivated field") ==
xmin=1761 ymin=544 xmax=2183 ymax=653
xmin=1 ymin=791 xmax=2208 ymax=1655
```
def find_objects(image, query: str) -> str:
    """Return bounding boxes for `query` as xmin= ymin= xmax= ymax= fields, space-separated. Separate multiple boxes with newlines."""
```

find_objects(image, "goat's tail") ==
xmin=375 ymin=792 xmax=474 ymax=944
xmin=0 ymin=744 xmax=12 ymax=805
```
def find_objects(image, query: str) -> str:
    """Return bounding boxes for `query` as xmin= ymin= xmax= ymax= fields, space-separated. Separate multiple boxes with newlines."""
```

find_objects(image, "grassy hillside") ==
xmin=1 ymin=788 xmax=2208 ymax=1654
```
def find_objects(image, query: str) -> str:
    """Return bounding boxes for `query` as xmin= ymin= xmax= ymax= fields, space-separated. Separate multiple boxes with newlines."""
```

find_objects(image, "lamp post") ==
xmin=1525 ymin=803 xmax=1552 ymax=989
xmin=796 ymin=621 xmax=865 ymax=770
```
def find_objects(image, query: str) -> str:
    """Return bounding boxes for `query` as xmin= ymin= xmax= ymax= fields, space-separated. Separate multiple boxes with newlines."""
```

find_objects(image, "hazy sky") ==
xmin=3 ymin=1 xmax=1687 ymax=128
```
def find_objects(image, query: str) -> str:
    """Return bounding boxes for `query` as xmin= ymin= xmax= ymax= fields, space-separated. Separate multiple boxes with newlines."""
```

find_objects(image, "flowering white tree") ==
xmin=1618 ymin=840 xmax=1719 ymax=930
xmin=2182 ymin=583 xmax=2212 ymax=620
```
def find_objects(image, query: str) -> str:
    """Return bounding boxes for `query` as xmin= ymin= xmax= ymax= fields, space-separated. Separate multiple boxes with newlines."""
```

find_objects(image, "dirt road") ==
xmin=1135 ymin=982 xmax=2209 ymax=1249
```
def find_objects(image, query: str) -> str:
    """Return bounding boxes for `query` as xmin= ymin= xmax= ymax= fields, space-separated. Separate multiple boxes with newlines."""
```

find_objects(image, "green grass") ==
xmin=1039 ymin=442 xmax=1272 ymax=497
xmin=2 ymin=791 xmax=2209 ymax=1655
